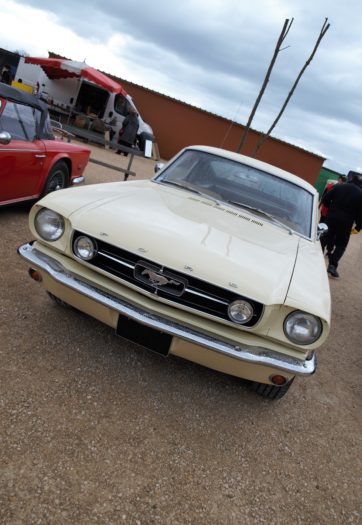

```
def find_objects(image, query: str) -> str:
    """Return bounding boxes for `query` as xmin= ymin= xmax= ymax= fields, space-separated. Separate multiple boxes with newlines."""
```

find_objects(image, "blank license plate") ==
xmin=116 ymin=314 xmax=171 ymax=356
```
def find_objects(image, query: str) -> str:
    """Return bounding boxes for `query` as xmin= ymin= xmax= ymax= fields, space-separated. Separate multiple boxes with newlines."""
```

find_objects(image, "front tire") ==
xmin=42 ymin=161 xmax=69 ymax=196
xmin=250 ymin=378 xmax=294 ymax=400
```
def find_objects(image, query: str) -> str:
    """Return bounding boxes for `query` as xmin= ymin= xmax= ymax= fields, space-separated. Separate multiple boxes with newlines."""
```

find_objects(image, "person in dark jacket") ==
xmin=321 ymin=172 xmax=362 ymax=277
xmin=116 ymin=107 xmax=139 ymax=157
xmin=319 ymin=175 xmax=347 ymax=222
xmin=319 ymin=175 xmax=347 ymax=256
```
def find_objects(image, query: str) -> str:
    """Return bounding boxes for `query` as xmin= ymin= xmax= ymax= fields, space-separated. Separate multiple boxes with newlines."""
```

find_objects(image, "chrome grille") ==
xmin=72 ymin=231 xmax=263 ymax=327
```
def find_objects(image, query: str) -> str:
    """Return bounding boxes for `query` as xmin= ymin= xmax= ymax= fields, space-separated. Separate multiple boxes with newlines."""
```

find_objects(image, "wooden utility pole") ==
xmin=251 ymin=18 xmax=330 ymax=157
xmin=236 ymin=18 xmax=293 ymax=154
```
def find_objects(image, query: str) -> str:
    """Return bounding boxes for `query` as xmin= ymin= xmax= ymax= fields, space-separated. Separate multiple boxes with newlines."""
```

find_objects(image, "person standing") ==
xmin=319 ymin=175 xmax=347 ymax=256
xmin=321 ymin=172 xmax=362 ymax=278
xmin=1 ymin=64 xmax=12 ymax=85
xmin=319 ymin=175 xmax=347 ymax=222
xmin=116 ymin=107 xmax=139 ymax=157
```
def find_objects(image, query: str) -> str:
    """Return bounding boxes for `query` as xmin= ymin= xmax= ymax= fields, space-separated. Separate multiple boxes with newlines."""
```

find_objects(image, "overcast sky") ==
xmin=1 ymin=0 xmax=361 ymax=174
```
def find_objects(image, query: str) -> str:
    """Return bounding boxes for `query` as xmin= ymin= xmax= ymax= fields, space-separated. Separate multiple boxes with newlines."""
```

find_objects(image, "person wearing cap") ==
xmin=321 ymin=172 xmax=362 ymax=278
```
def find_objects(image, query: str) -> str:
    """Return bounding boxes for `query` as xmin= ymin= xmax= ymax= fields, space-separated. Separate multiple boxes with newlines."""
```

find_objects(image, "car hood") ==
xmin=41 ymin=181 xmax=304 ymax=305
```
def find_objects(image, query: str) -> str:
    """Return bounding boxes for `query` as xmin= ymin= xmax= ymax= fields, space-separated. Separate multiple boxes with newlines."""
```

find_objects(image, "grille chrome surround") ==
xmin=72 ymin=231 xmax=264 ymax=327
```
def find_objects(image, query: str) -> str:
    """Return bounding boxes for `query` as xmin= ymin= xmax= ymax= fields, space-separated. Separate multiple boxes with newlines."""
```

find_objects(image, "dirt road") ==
xmin=1 ymin=145 xmax=361 ymax=524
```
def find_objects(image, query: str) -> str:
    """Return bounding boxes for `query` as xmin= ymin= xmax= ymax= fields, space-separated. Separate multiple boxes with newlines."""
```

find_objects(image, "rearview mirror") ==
xmin=154 ymin=162 xmax=165 ymax=173
xmin=317 ymin=223 xmax=328 ymax=240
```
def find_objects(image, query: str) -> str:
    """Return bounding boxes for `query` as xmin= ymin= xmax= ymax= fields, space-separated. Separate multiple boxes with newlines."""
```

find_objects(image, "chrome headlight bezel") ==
xmin=283 ymin=310 xmax=322 ymax=345
xmin=228 ymin=299 xmax=254 ymax=324
xmin=34 ymin=208 xmax=65 ymax=242
xmin=73 ymin=235 xmax=98 ymax=261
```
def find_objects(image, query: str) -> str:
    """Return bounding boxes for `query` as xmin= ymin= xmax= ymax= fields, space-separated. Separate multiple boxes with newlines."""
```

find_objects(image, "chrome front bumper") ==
xmin=18 ymin=242 xmax=317 ymax=377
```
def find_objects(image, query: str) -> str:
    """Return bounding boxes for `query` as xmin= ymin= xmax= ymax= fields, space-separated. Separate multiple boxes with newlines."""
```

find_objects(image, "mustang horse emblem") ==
xmin=141 ymin=269 xmax=180 ymax=287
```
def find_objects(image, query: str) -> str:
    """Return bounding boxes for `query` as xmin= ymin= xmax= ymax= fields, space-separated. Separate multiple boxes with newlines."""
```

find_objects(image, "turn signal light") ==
xmin=28 ymin=268 xmax=42 ymax=282
xmin=270 ymin=374 xmax=287 ymax=386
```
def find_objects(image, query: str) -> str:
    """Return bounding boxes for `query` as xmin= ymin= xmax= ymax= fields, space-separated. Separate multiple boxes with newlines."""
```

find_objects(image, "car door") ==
xmin=0 ymin=97 xmax=46 ymax=203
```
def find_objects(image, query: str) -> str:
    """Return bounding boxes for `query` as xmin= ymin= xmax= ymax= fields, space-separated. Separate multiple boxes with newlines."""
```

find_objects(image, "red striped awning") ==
xmin=24 ymin=57 xmax=127 ymax=95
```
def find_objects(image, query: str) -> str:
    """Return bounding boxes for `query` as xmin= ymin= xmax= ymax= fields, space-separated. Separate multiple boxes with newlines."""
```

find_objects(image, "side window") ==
xmin=0 ymin=101 xmax=40 ymax=141
xmin=43 ymin=114 xmax=55 ymax=139
xmin=114 ymin=94 xmax=131 ymax=116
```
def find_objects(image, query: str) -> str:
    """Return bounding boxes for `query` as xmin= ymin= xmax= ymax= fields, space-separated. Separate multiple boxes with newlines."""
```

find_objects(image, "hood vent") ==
xmin=187 ymin=197 xmax=264 ymax=227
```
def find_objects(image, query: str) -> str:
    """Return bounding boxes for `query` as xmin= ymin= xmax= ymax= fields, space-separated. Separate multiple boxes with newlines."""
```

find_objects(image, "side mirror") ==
xmin=317 ymin=222 xmax=328 ymax=240
xmin=154 ymin=162 xmax=165 ymax=174
xmin=0 ymin=131 xmax=11 ymax=145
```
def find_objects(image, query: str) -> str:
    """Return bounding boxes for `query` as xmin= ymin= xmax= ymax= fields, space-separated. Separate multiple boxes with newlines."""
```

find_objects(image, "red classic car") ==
xmin=0 ymin=83 xmax=90 ymax=206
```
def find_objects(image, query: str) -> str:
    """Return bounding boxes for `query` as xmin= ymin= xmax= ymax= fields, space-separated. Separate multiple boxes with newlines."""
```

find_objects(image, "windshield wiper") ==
xmin=158 ymin=180 xmax=221 ymax=204
xmin=158 ymin=179 xmax=203 ymax=195
xmin=227 ymin=200 xmax=293 ymax=235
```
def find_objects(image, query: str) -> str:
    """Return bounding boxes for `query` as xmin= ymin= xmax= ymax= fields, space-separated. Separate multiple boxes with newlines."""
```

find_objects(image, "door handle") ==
xmin=35 ymin=154 xmax=46 ymax=158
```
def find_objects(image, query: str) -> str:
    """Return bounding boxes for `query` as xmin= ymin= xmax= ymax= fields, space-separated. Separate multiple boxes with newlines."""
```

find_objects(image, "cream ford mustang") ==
xmin=18 ymin=146 xmax=331 ymax=399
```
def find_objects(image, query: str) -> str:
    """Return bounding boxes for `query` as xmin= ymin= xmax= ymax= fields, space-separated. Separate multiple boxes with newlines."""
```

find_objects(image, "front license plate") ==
xmin=116 ymin=314 xmax=171 ymax=356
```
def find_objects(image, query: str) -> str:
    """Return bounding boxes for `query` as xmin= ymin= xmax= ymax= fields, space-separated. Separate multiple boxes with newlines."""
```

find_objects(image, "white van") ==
xmin=15 ymin=57 xmax=155 ymax=150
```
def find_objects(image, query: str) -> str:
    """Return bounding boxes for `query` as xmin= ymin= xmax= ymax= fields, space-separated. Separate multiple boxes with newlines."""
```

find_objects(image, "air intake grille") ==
xmin=72 ymin=231 xmax=264 ymax=327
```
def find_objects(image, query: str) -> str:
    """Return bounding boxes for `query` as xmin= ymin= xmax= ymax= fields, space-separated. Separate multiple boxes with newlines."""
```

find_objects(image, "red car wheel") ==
xmin=42 ymin=161 xmax=69 ymax=196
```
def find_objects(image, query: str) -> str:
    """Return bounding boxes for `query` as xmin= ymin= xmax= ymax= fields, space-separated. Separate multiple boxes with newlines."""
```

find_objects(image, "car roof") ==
xmin=0 ymin=83 xmax=48 ymax=112
xmin=186 ymin=145 xmax=318 ymax=194
xmin=0 ymin=83 xmax=53 ymax=140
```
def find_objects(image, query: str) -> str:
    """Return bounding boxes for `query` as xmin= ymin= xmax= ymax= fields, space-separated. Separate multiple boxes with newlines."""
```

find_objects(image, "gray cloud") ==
xmin=6 ymin=0 xmax=362 ymax=173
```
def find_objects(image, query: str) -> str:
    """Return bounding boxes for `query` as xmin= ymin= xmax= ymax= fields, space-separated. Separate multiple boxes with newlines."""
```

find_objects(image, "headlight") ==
xmin=284 ymin=311 xmax=322 ymax=345
xmin=34 ymin=208 xmax=65 ymax=241
xmin=228 ymin=299 xmax=254 ymax=324
xmin=73 ymin=236 xmax=98 ymax=260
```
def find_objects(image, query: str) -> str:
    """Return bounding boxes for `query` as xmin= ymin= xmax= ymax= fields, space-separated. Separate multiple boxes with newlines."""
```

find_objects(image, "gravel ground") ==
xmin=1 ymin=144 xmax=361 ymax=525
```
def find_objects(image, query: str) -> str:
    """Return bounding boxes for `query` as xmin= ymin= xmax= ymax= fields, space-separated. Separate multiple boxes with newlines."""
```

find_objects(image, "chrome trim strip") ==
xmin=94 ymin=251 xmax=229 ymax=304
xmin=98 ymin=251 xmax=134 ymax=268
xmin=0 ymin=148 xmax=40 ymax=153
xmin=185 ymin=287 xmax=228 ymax=305
xmin=18 ymin=242 xmax=316 ymax=376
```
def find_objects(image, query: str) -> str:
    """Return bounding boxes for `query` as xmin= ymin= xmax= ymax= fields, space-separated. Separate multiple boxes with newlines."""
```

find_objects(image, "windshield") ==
xmin=114 ymin=94 xmax=140 ymax=119
xmin=155 ymin=150 xmax=314 ymax=237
